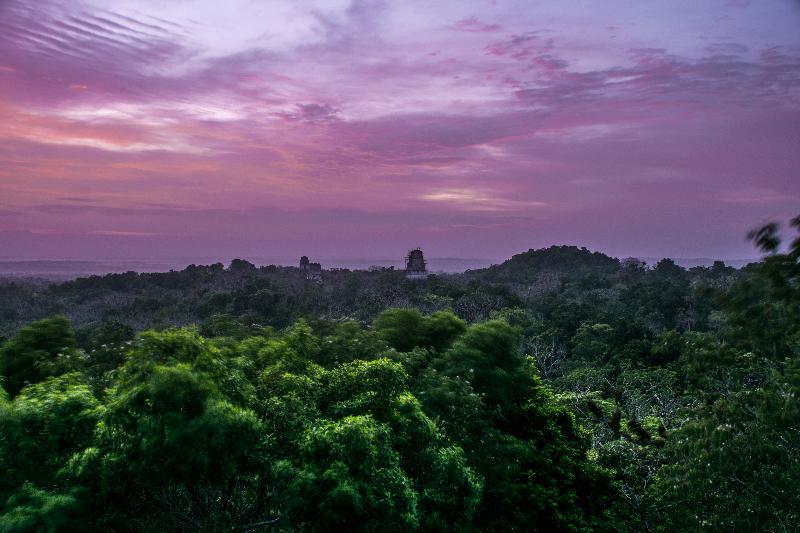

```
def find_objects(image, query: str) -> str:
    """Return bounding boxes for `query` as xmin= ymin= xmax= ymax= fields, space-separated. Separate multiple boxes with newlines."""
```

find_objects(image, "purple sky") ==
xmin=1 ymin=0 xmax=799 ymax=263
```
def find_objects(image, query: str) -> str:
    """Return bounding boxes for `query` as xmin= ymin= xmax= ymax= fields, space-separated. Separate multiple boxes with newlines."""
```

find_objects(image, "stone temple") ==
xmin=405 ymin=248 xmax=428 ymax=280
xmin=300 ymin=256 xmax=322 ymax=281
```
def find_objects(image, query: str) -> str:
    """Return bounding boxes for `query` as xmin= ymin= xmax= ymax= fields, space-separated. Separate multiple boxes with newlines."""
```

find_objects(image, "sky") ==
xmin=0 ymin=0 xmax=799 ymax=264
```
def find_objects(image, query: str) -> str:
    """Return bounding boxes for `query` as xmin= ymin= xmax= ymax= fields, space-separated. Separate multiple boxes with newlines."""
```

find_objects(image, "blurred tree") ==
xmin=0 ymin=316 xmax=83 ymax=396
xmin=0 ymin=373 xmax=99 ymax=498
xmin=374 ymin=308 xmax=426 ymax=352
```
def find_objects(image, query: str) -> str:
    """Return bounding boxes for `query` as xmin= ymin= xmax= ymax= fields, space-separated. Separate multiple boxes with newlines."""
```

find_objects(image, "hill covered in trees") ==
xmin=0 ymin=218 xmax=798 ymax=531
xmin=0 ymin=245 xmax=733 ymax=338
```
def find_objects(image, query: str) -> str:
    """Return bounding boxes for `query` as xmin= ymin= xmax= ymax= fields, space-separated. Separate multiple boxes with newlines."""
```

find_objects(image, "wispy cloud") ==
xmin=420 ymin=188 xmax=548 ymax=211
xmin=448 ymin=17 xmax=502 ymax=33
xmin=0 ymin=0 xmax=798 ymax=259
xmin=88 ymin=230 xmax=161 ymax=236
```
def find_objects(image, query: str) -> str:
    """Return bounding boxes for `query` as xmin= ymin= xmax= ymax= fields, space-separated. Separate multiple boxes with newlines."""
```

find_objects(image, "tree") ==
xmin=0 ymin=373 xmax=99 ymax=499
xmin=264 ymin=357 xmax=481 ymax=531
xmin=275 ymin=415 xmax=419 ymax=531
xmin=652 ymin=258 xmax=686 ymax=280
xmin=718 ymin=215 xmax=800 ymax=359
xmin=648 ymin=215 xmax=800 ymax=530
xmin=0 ymin=484 xmax=83 ymax=533
xmin=422 ymin=311 xmax=466 ymax=353
xmin=571 ymin=323 xmax=614 ymax=361
xmin=0 ymin=317 xmax=82 ymax=397
xmin=373 ymin=308 xmax=426 ymax=352
xmin=421 ymin=320 xmax=619 ymax=530
xmin=652 ymin=373 xmax=800 ymax=531
xmin=71 ymin=329 xmax=268 ymax=531
xmin=373 ymin=309 xmax=465 ymax=353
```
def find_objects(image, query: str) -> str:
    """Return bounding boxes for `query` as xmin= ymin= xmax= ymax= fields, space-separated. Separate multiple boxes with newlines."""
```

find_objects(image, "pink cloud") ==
xmin=449 ymin=17 xmax=502 ymax=33
xmin=0 ymin=0 xmax=798 ymax=262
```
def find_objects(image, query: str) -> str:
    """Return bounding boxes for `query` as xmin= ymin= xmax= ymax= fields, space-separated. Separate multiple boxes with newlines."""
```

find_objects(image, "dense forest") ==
xmin=0 ymin=217 xmax=798 ymax=531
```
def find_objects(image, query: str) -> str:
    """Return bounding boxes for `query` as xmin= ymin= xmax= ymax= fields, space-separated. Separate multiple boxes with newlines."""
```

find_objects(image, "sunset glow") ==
xmin=1 ymin=0 xmax=799 ymax=262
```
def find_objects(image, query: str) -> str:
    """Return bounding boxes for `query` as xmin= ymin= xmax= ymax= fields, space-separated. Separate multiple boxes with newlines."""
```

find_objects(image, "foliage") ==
xmin=0 ymin=219 xmax=798 ymax=530
xmin=0 ymin=317 xmax=83 ymax=396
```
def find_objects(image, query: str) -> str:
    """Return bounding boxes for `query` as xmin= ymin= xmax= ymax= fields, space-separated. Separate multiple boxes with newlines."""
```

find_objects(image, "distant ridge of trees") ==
xmin=474 ymin=245 xmax=621 ymax=282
